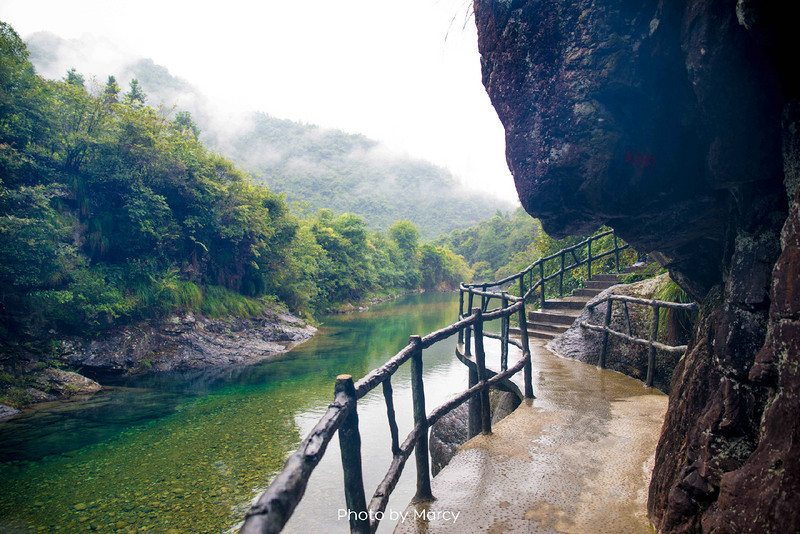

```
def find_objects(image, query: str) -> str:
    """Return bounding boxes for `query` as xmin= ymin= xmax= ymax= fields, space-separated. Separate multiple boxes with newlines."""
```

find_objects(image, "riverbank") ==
xmin=0 ymin=307 xmax=316 ymax=417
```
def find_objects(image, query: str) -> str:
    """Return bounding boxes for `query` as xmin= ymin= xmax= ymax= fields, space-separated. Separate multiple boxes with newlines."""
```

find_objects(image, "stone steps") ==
xmin=524 ymin=272 xmax=623 ymax=340
xmin=509 ymin=263 xmax=650 ymax=341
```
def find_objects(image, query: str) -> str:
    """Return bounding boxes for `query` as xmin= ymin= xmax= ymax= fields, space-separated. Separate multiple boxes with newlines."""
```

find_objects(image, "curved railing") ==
xmin=238 ymin=229 xmax=642 ymax=533
xmin=239 ymin=300 xmax=532 ymax=534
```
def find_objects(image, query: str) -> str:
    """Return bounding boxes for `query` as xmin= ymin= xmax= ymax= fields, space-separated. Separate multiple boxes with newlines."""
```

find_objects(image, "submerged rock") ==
xmin=0 ymin=404 xmax=21 ymax=421
xmin=31 ymin=368 xmax=102 ymax=397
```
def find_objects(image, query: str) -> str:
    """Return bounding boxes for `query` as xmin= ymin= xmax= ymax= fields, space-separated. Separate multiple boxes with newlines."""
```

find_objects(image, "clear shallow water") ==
xmin=0 ymin=292 xmax=472 ymax=533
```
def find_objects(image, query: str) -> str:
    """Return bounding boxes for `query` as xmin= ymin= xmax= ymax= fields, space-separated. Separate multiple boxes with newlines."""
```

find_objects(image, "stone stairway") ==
xmin=523 ymin=273 xmax=625 ymax=340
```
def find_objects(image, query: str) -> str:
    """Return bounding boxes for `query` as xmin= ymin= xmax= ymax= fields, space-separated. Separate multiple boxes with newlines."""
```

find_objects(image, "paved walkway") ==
xmin=396 ymin=339 xmax=667 ymax=534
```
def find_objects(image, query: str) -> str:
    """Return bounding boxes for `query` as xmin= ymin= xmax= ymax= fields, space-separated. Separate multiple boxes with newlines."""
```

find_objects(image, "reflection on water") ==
xmin=0 ymin=292 xmax=470 ymax=533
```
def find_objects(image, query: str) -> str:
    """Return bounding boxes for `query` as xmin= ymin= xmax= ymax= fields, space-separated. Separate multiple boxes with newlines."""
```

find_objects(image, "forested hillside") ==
xmin=25 ymin=32 xmax=512 ymax=240
xmin=0 ymin=22 xmax=471 ymax=360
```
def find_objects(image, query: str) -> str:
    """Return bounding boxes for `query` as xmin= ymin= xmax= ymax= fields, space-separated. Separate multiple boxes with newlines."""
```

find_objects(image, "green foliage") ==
xmin=124 ymin=78 xmax=146 ymax=107
xmin=0 ymin=22 xmax=502 ymax=359
xmin=0 ymin=25 xmax=311 ymax=346
xmin=200 ymin=285 xmax=268 ymax=318
xmin=418 ymin=243 xmax=472 ymax=290
xmin=621 ymin=262 xmax=665 ymax=283
xmin=437 ymin=208 xmax=542 ymax=280
xmin=654 ymin=279 xmax=696 ymax=345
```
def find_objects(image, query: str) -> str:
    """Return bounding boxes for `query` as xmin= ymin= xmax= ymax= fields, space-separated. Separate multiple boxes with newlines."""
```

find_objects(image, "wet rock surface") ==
xmin=0 ymin=404 xmax=21 ymax=421
xmin=30 ymin=369 xmax=102 ymax=397
xmin=429 ymin=390 xmax=521 ymax=476
xmin=474 ymin=0 xmax=787 ymax=301
xmin=429 ymin=402 xmax=468 ymax=477
xmin=475 ymin=1 xmax=798 ymax=530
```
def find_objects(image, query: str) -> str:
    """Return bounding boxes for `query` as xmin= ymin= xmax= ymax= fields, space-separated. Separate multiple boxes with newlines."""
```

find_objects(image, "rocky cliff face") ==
xmin=474 ymin=0 xmax=797 ymax=531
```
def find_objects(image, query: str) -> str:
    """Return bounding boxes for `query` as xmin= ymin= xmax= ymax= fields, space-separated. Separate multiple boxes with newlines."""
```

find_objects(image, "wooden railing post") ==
xmin=519 ymin=271 xmax=526 ymax=299
xmin=472 ymin=308 xmax=491 ymax=435
xmin=646 ymin=305 xmax=660 ymax=387
xmin=622 ymin=302 xmax=632 ymax=335
xmin=500 ymin=292 xmax=509 ymax=371
xmin=382 ymin=377 xmax=401 ymax=456
xmin=559 ymin=251 xmax=565 ymax=297
xmin=518 ymin=305 xmax=534 ymax=399
xmin=457 ymin=289 xmax=465 ymax=345
xmin=409 ymin=335 xmax=433 ymax=502
xmin=599 ymin=300 xmax=613 ymax=369
xmin=465 ymin=291 xmax=474 ymax=356
xmin=466 ymin=307 xmax=480 ymax=438
xmin=614 ymin=232 xmax=621 ymax=273
xmin=336 ymin=375 xmax=369 ymax=534
xmin=539 ymin=261 xmax=546 ymax=308
xmin=587 ymin=238 xmax=593 ymax=280
xmin=467 ymin=365 xmax=480 ymax=439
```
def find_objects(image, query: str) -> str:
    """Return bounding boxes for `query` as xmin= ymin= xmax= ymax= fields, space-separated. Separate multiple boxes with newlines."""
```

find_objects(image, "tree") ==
xmin=65 ymin=67 xmax=85 ymax=87
xmin=173 ymin=110 xmax=199 ymax=139
xmin=124 ymin=78 xmax=146 ymax=107
xmin=388 ymin=220 xmax=421 ymax=288
xmin=103 ymin=75 xmax=120 ymax=103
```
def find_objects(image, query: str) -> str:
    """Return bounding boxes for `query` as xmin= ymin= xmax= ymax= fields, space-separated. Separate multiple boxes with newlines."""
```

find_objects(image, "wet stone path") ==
xmin=397 ymin=339 xmax=667 ymax=534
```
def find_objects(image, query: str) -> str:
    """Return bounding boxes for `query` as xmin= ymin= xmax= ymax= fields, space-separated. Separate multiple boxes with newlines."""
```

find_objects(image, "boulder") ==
xmin=549 ymin=274 xmax=689 ymax=392
xmin=31 ymin=368 xmax=102 ymax=397
xmin=60 ymin=311 xmax=316 ymax=376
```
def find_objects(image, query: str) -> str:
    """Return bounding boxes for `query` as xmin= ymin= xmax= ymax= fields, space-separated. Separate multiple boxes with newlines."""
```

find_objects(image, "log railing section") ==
xmin=459 ymin=229 xmax=630 ymax=310
xmin=580 ymin=294 xmax=699 ymax=387
xmin=239 ymin=300 xmax=533 ymax=534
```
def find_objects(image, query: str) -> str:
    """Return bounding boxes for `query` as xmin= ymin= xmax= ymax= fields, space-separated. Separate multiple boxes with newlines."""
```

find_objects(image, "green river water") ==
xmin=0 ymin=292 xmax=485 ymax=533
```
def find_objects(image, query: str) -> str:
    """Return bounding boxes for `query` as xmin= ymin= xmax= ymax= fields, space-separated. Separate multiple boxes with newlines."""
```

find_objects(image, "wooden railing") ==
xmin=460 ymin=229 xmax=631 ymax=310
xmin=239 ymin=300 xmax=533 ymax=534
xmin=580 ymin=294 xmax=699 ymax=387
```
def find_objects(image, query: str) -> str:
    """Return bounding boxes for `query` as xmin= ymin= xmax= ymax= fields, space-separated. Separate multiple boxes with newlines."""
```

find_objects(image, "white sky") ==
xmin=0 ymin=0 xmax=520 ymax=204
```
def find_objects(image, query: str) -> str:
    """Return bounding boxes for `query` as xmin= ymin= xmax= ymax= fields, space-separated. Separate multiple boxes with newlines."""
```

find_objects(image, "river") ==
xmin=0 ymin=292 xmax=484 ymax=533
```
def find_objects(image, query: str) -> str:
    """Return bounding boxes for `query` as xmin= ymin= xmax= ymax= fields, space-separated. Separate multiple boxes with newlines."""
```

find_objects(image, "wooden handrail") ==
xmin=588 ymin=294 xmax=699 ymax=312
xmin=240 ymin=391 xmax=351 ymax=534
xmin=579 ymin=321 xmax=689 ymax=354
xmin=241 ymin=230 xmax=642 ymax=533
